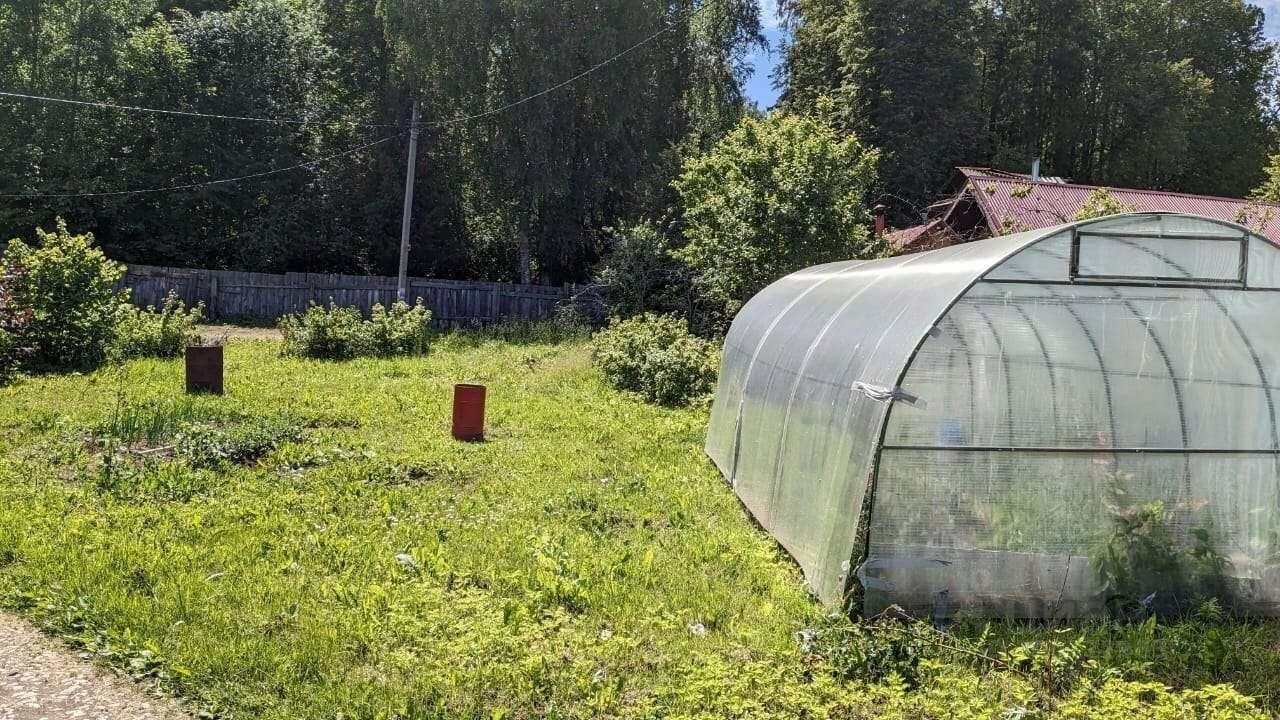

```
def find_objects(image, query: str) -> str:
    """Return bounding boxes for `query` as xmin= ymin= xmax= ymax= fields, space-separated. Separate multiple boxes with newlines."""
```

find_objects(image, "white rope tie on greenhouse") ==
xmin=852 ymin=381 xmax=925 ymax=408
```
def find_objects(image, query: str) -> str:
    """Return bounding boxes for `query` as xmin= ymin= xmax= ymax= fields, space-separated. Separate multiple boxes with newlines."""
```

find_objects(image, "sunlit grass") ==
xmin=0 ymin=332 xmax=824 ymax=718
xmin=0 ymin=329 xmax=1275 ymax=719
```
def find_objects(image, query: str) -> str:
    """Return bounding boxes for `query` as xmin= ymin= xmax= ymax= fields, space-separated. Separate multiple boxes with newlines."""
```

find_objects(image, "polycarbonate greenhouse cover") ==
xmin=706 ymin=213 xmax=1280 ymax=618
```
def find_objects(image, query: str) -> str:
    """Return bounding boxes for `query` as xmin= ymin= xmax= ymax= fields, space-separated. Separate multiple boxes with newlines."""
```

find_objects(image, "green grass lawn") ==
xmin=0 ymin=327 xmax=1275 ymax=719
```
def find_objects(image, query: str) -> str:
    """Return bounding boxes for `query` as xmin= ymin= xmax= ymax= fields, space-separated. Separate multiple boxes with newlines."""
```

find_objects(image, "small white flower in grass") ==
xmin=591 ymin=668 xmax=607 ymax=684
xmin=598 ymin=628 xmax=613 ymax=640
xmin=395 ymin=553 xmax=419 ymax=573
xmin=688 ymin=622 xmax=707 ymax=637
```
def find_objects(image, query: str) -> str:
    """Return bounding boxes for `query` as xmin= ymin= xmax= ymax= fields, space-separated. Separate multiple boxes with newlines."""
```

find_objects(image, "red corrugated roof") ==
xmin=960 ymin=169 xmax=1280 ymax=242
xmin=886 ymin=222 xmax=932 ymax=248
xmin=886 ymin=217 xmax=954 ymax=253
xmin=956 ymin=166 xmax=1069 ymax=184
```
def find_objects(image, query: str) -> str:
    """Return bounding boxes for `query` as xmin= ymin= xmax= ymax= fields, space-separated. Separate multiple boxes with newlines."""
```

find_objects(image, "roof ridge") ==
xmin=964 ymin=170 xmax=1280 ymax=209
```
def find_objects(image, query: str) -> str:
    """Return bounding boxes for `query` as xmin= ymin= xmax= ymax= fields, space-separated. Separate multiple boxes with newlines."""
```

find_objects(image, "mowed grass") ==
xmin=0 ymin=327 xmax=1277 ymax=719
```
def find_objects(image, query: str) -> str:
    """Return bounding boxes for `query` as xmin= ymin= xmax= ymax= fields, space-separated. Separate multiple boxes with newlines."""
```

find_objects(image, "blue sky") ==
xmin=1260 ymin=0 xmax=1280 ymax=39
xmin=743 ymin=0 xmax=785 ymax=109
xmin=742 ymin=1 xmax=1280 ymax=109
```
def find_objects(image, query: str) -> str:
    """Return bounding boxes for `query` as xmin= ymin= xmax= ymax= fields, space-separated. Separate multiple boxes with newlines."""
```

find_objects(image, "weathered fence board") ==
xmin=120 ymin=264 xmax=571 ymax=327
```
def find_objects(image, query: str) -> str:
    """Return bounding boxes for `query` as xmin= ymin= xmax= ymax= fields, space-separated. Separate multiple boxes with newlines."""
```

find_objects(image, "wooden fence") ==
xmin=120 ymin=264 xmax=572 ymax=327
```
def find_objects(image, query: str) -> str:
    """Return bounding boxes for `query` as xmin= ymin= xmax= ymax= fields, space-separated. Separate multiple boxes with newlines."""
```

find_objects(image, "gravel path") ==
xmin=0 ymin=613 xmax=190 ymax=720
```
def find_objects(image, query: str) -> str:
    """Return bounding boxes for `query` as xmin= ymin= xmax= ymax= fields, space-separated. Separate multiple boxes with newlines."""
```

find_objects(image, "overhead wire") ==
xmin=424 ymin=6 xmax=700 ymax=127
xmin=0 ymin=2 xmax=711 ymax=199
xmin=0 ymin=134 xmax=400 ymax=199
xmin=0 ymin=2 xmax=711 ymax=130
xmin=0 ymin=90 xmax=407 ymax=128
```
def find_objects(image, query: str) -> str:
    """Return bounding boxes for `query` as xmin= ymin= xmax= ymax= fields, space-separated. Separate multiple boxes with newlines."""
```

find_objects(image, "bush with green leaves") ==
xmin=0 ymin=269 xmax=31 ymax=383
xmin=673 ymin=110 xmax=886 ymax=328
xmin=590 ymin=313 xmax=719 ymax=406
xmin=2 ymin=219 xmax=127 ymax=370
xmin=112 ymin=291 xmax=205 ymax=360
xmin=1091 ymin=470 xmax=1232 ymax=617
xmin=592 ymin=221 xmax=691 ymax=321
xmin=1074 ymin=187 xmax=1136 ymax=221
xmin=366 ymin=299 xmax=432 ymax=356
xmin=796 ymin=613 xmax=926 ymax=687
xmin=279 ymin=301 xmax=368 ymax=359
xmin=279 ymin=299 xmax=431 ymax=359
xmin=0 ymin=327 xmax=19 ymax=384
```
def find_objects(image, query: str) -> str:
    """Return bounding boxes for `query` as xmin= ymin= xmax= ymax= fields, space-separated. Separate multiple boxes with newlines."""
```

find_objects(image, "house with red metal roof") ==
xmin=888 ymin=167 xmax=1280 ymax=253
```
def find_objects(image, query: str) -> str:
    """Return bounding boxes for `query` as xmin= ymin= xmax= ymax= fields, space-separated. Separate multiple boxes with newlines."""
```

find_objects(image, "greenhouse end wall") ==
xmin=707 ymin=213 xmax=1280 ymax=618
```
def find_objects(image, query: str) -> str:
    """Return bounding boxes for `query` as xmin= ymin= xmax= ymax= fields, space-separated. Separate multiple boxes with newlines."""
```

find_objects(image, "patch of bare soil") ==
xmin=0 ymin=613 xmax=191 ymax=720
xmin=198 ymin=324 xmax=282 ymax=342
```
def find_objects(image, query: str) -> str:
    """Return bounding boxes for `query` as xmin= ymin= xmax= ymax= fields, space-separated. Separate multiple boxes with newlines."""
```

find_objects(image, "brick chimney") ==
xmin=874 ymin=204 xmax=887 ymax=238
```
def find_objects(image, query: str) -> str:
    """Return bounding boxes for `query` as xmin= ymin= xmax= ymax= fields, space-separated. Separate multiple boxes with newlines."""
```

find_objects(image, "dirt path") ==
xmin=199 ymin=324 xmax=282 ymax=342
xmin=0 ymin=613 xmax=190 ymax=720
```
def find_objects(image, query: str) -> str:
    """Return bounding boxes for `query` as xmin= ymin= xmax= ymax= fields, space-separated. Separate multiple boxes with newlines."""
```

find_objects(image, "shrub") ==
xmin=592 ymin=221 xmax=691 ymax=321
xmin=1074 ymin=187 xmax=1136 ymax=221
xmin=0 ymin=268 xmax=32 ymax=383
xmin=1056 ymin=680 xmax=1265 ymax=720
xmin=2 ymin=219 xmax=126 ymax=370
xmin=591 ymin=314 xmax=719 ymax=406
xmin=112 ymin=291 xmax=205 ymax=359
xmin=279 ymin=301 xmax=369 ymax=359
xmin=1091 ymin=470 xmax=1232 ymax=617
xmin=0 ymin=328 xmax=19 ymax=384
xmin=279 ymin=299 xmax=432 ymax=359
xmin=367 ymin=299 xmax=432 ymax=356
xmin=673 ymin=111 xmax=885 ymax=328
xmin=796 ymin=613 xmax=926 ymax=686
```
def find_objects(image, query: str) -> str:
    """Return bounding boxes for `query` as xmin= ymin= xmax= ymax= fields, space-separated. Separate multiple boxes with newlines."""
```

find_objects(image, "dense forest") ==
xmin=1 ymin=0 xmax=1278 ymax=284
xmin=781 ymin=0 xmax=1279 ymax=223
xmin=0 ymin=0 xmax=762 ymax=283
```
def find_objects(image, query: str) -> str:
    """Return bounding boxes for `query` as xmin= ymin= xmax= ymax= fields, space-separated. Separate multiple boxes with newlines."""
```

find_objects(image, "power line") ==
xmin=0 ymin=5 xmax=710 ymax=201
xmin=425 ymin=6 xmax=702 ymax=127
xmin=0 ymin=3 xmax=710 ymax=130
xmin=1 ymin=134 xmax=400 ymax=200
xmin=0 ymin=90 xmax=406 ymax=128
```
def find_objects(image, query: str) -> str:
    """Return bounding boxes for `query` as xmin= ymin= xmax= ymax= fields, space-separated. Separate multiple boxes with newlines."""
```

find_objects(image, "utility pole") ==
xmin=397 ymin=100 xmax=421 ymax=302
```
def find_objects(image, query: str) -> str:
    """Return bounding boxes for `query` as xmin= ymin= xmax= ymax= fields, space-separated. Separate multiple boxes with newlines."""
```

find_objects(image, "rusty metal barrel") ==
xmin=185 ymin=345 xmax=224 ymax=395
xmin=451 ymin=384 xmax=486 ymax=441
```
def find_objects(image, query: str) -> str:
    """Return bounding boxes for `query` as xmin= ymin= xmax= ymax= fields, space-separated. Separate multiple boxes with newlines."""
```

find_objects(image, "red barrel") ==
xmin=185 ymin=345 xmax=224 ymax=395
xmin=452 ymin=384 xmax=486 ymax=441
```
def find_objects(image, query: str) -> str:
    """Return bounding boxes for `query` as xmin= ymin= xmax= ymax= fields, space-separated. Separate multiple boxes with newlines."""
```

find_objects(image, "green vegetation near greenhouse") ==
xmin=0 ymin=328 xmax=1276 ymax=719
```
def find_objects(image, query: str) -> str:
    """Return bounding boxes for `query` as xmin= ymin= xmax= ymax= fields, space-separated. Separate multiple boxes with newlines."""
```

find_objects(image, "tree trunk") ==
xmin=518 ymin=230 xmax=531 ymax=285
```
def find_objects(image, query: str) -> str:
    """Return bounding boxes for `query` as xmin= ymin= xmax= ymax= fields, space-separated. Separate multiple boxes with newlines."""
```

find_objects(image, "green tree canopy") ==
xmin=782 ymin=0 xmax=983 ymax=224
xmin=1251 ymin=155 xmax=1280 ymax=204
xmin=780 ymin=0 xmax=1277 ymax=220
xmin=673 ymin=109 xmax=883 ymax=326
xmin=0 ymin=0 xmax=764 ymax=285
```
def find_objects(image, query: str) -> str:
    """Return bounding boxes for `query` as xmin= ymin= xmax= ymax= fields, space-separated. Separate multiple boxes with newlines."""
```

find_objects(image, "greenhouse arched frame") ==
xmin=706 ymin=213 xmax=1280 ymax=618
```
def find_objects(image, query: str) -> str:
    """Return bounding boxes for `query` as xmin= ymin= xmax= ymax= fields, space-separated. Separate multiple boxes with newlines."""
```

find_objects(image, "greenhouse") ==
xmin=706 ymin=213 xmax=1280 ymax=619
